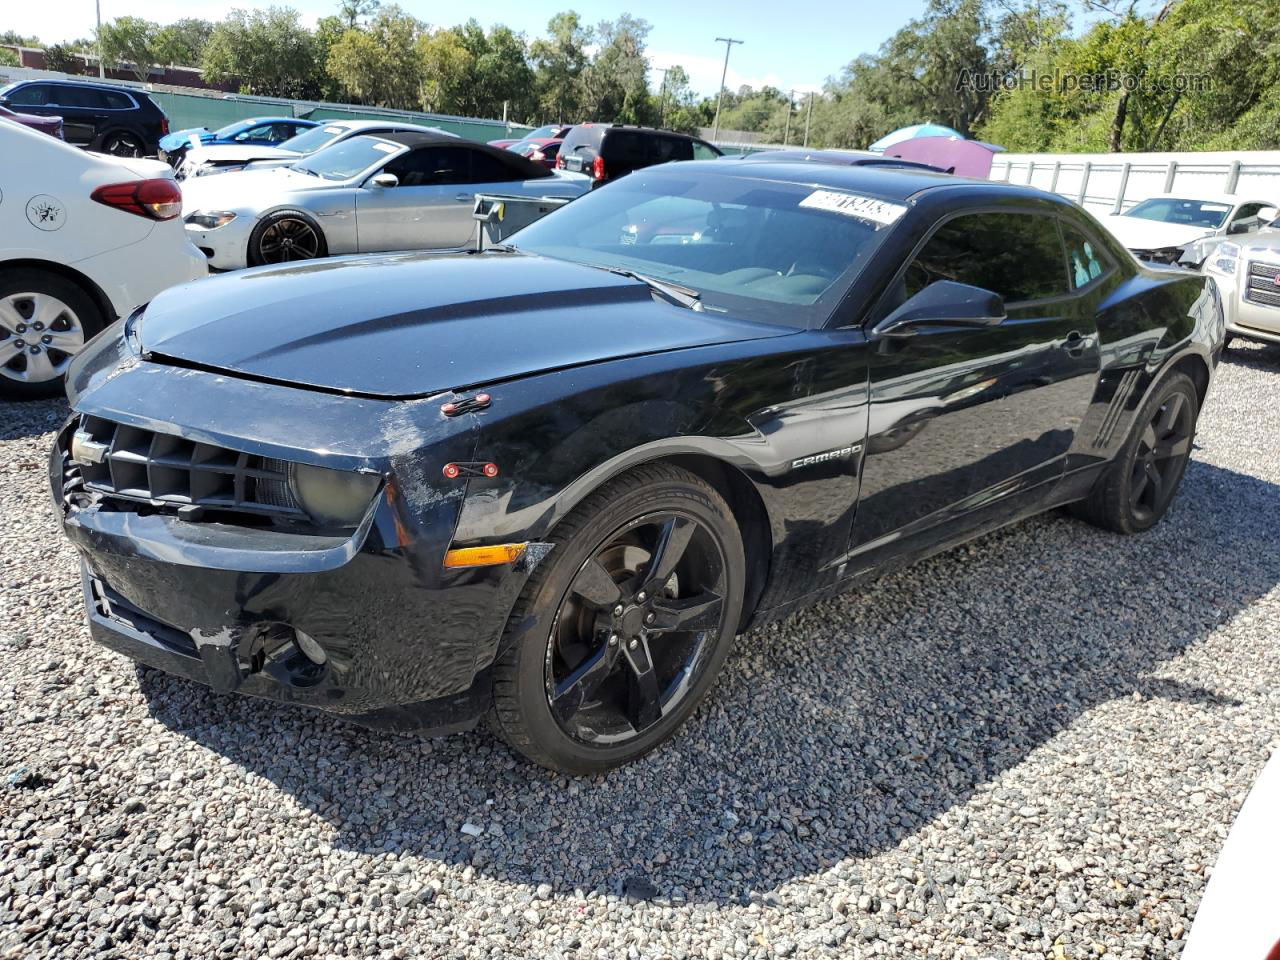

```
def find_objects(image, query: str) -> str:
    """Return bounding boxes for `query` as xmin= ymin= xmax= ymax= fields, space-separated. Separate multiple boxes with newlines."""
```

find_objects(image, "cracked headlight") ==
xmin=185 ymin=210 xmax=237 ymax=230
xmin=289 ymin=463 xmax=380 ymax=528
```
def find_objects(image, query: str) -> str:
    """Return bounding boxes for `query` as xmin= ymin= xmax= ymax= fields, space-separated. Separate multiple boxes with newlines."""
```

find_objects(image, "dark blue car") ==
xmin=158 ymin=116 xmax=317 ymax=167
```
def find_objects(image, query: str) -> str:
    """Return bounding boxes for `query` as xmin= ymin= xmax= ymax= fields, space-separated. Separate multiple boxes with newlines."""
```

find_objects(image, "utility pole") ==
xmin=96 ymin=0 xmax=105 ymax=77
xmin=803 ymin=91 xmax=814 ymax=147
xmin=710 ymin=37 xmax=743 ymax=145
xmin=783 ymin=89 xmax=794 ymax=146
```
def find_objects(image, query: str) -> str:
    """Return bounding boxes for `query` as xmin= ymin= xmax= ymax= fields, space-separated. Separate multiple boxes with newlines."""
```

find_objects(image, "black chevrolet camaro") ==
xmin=51 ymin=161 xmax=1223 ymax=773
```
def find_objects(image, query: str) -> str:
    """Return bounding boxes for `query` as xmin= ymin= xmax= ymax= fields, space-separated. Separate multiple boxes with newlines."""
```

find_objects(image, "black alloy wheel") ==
xmin=1071 ymin=371 xmax=1199 ymax=534
xmin=248 ymin=210 xmax=329 ymax=266
xmin=257 ymin=218 xmax=321 ymax=263
xmin=1128 ymin=388 xmax=1195 ymax=525
xmin=102 ymin=132 xmax=144 ymax=157
xmin=547 ymin=512 xmax=727 ymax=745
xmin=489 ymin=464 xmax=745 ymax=774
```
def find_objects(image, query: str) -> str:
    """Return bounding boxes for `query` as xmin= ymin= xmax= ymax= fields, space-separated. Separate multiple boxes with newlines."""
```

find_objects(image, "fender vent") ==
xmin=1093 ymin=369 xmax=1139 ymax=449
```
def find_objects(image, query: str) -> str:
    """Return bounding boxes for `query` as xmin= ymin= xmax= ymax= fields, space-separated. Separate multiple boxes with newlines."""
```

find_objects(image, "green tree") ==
xmin=580 ymin=15 xmax=653 ymax=123
xmin=98 ymin=16 xmax=160 ymax=81
xmin=530 ymin=12 xmax=590 ymax=123
xmin=201 ymin=7 xmax=320 ymax=98
xmin=450 ymin=20 xmax=536 ymax=120
xmin=418 ymin=27 xmax=472 ymax=114
xmin=337 ymin=0 xmax=380 ymax=29
xmin=42 ymin=44 xmax=82 ymax=73
xmin=656 ymin=65 xmax=703 ymax=132
xmin=326 ymin=5 xmax=422 ymax=108
xmin=0 ymin=47 xmax=19 ymax=68
xmin=153 ymin=18 xmax=214 ymax=66
xmin=312 ymin=15 xmax=348 ymax=100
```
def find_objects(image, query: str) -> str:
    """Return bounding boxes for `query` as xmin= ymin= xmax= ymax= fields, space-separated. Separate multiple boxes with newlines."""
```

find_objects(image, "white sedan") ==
xmin=0 ymin=120 xmax=207 ymax=398
xmin=1100 ymin=193 xmax=1276 ymax=267
xmin=182 ymin=131 xmax=590 ymax=271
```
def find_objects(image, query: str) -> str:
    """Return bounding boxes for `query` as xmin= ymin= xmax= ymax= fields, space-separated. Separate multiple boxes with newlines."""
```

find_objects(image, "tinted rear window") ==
xmin=560 ymin=125 xmax=606 ymax=158
xmin=102 ymin=90 xmax=135 ymax=110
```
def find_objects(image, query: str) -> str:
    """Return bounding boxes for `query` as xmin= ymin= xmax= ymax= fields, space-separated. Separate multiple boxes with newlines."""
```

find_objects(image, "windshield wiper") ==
xmin=591 ymin=264 xmax=703 ymax=310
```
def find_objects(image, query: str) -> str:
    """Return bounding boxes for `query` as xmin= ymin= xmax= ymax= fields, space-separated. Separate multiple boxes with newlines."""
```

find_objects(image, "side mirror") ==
xmin=873 ymin=280 xmax=1006 ymax=338
xmin=1227 ymin=220 xmax=1253 ymax=236
xmin=369 ymin=172 xmax=398 ymax=188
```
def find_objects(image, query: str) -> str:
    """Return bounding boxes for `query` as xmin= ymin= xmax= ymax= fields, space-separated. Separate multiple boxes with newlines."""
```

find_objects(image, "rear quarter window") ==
xmin=102 ymin=90 xmax=135 ymax=110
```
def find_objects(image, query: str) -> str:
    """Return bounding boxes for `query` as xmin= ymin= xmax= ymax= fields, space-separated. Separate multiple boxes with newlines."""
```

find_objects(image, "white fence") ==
xmin=990 ymin=150 xmax=1280 ymax=215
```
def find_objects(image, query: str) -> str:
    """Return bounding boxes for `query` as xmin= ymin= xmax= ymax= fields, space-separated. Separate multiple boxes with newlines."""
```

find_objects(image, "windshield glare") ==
xmin=212 ymin=120 xmax=249 ymax=139
xmin=1125 ymin=198 xmax=1231 ymax=229
xmin=279 ymin=124 xmax=346 ymax=155
xmin=508 ymin=171 xmax=901 ymax=325
xmin=293 ymin=136 xmax=401 ymax=180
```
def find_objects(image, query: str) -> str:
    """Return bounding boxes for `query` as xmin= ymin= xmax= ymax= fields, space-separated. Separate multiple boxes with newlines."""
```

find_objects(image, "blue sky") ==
xmin=11 ymin=0 xmax=929 ymax=97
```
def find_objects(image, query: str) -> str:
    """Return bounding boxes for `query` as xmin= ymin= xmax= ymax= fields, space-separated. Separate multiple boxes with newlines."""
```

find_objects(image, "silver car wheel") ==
xmin=0 ymin=292 xmax=86 ymax=384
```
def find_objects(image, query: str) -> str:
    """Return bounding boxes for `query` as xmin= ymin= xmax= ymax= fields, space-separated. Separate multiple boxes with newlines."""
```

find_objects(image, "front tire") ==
xmin=0 ymin=270 xmax=103 ymax=400
xmin=248 ymin=210 xmax=328 ymax=266
xmin=1070 ymin=371 xmax=1198 ymax=534
xmin=488 ymin=464 xmax=746 ymax=774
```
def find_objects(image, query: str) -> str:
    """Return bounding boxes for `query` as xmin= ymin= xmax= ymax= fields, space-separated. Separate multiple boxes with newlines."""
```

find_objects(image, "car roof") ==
xmin=368 ymin=130 xmax=474 ymax=148
xmin=734 ymin=148 xmax=946 ymax=173
xmin=329 ymin=119 xmax=452 ymax=135
xmin=1138 ymin=192 xmax=1267 ymax=206
xmin=658 ymin=158 xmax=1041 ymax=204
xmin=20 ymin=78 xmax=140 ymax=94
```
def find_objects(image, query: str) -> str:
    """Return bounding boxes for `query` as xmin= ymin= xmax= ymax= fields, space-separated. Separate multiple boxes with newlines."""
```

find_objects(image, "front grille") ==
xmin=1245 ymin=261 xmax=1280 ymax=309
xmin=65 ymin=415 xmax=303 ymax=520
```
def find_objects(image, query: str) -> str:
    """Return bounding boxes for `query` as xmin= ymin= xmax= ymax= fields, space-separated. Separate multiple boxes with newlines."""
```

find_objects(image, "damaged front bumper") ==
xmin=52 ymin=349 xmax=535 ymax=735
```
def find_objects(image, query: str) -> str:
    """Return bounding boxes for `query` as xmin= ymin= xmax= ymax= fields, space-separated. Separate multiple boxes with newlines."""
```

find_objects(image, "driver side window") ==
xmin=383 ymin=147 xmax=472 ymax=186
xmin=900 ymin=212 xmax=1070 ymax=305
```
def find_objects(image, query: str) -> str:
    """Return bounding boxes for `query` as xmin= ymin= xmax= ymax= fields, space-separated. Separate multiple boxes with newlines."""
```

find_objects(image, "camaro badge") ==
xmin=791 ymin=444 xmax=863 ymax=470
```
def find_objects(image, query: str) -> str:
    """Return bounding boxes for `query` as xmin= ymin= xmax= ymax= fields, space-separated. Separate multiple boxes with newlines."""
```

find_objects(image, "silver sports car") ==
xmin=1205 ymin=231 xmax=1280 ymax=348
xmin=182 ymin=131 xmax=592 ymax=270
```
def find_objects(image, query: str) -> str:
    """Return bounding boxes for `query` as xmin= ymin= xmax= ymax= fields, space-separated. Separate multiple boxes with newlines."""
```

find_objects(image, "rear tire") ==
xmin=487 ymin=463 xmax=746 ymax=774
xmin=1070 ymin=372 xmax=1198 ymax=534
xmin=0 ymin=270 xmax=104 ymax=400
xmin=101 ymin=131 xmax=144 ymax=157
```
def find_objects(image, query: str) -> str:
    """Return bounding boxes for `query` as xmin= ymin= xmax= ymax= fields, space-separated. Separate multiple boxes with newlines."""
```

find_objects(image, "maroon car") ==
xmin=0 ymin=103 xmax=63 ymax=139
xmin=508 ymin=137 xmax=563 ymax=169
xmin=488 ymin=123 xmax=572 ymax=150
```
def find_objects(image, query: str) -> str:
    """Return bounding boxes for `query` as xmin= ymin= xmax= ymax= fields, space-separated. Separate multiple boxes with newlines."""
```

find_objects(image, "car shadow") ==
xmin=138 ymin=458 xmax=1280 ymax=904
xmin=0 ymin=398 xmax=69 ymax=441
xmin=1222 ymin=338 xmax=1280 ymax=369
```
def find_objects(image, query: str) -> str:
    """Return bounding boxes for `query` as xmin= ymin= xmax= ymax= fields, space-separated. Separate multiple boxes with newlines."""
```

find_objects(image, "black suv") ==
xmin=557 ymin=124 xmax=722 ymax=185
xmin=0 ymin=79 xmax=168 ymax=157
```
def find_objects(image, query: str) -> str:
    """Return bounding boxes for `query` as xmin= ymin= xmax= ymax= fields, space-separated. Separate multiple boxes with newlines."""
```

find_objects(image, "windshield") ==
xmin=1124 ymin=197 xmax=1231 ymax=229
xmin=524 ymin=125 xmax=560 ymax=139
xmin=279 ymin=124 xmax=347 ymax=155
xmin=293 ymin=136 xmax=401 ymax=180
xmin=212 ymin=120 xmax=251 ymax=139
xmin=508 ymin=170 xmax=904 ymax=326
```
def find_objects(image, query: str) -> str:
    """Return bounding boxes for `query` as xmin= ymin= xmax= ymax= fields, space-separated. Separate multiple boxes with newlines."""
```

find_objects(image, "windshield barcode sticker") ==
xmin=799 ymin=190 xmax=907 ymax=227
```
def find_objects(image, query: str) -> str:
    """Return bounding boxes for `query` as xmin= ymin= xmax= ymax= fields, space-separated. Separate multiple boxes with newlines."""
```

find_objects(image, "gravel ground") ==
xmin=2 ymin=343 xmax=1278 ymax=960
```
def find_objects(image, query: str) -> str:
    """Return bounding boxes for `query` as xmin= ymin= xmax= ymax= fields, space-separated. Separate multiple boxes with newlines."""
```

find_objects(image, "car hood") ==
xmin=160 ymin=126 xmax=208 ymax=149
xmin=1101 ymin=215 xmax=1213 ymax=250
xmin=180 ymin=166 xmax=329 ymax=214
xmin=135 ymin=252 xmax=796 ymax=397
xmin=189 ymin=143 xmax=301 ymax=164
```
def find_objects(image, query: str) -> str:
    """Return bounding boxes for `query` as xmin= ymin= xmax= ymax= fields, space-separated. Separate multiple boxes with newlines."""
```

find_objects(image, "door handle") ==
xmin=455 ymin=193 xmax=473 ymax=202
xmin=1063 ymin=330 xmax=1088 ymax=355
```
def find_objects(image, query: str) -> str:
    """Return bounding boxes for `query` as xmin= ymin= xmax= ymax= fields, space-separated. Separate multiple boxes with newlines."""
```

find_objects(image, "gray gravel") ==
xmin=2 ymin=343 xmax=1279 ymax=960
